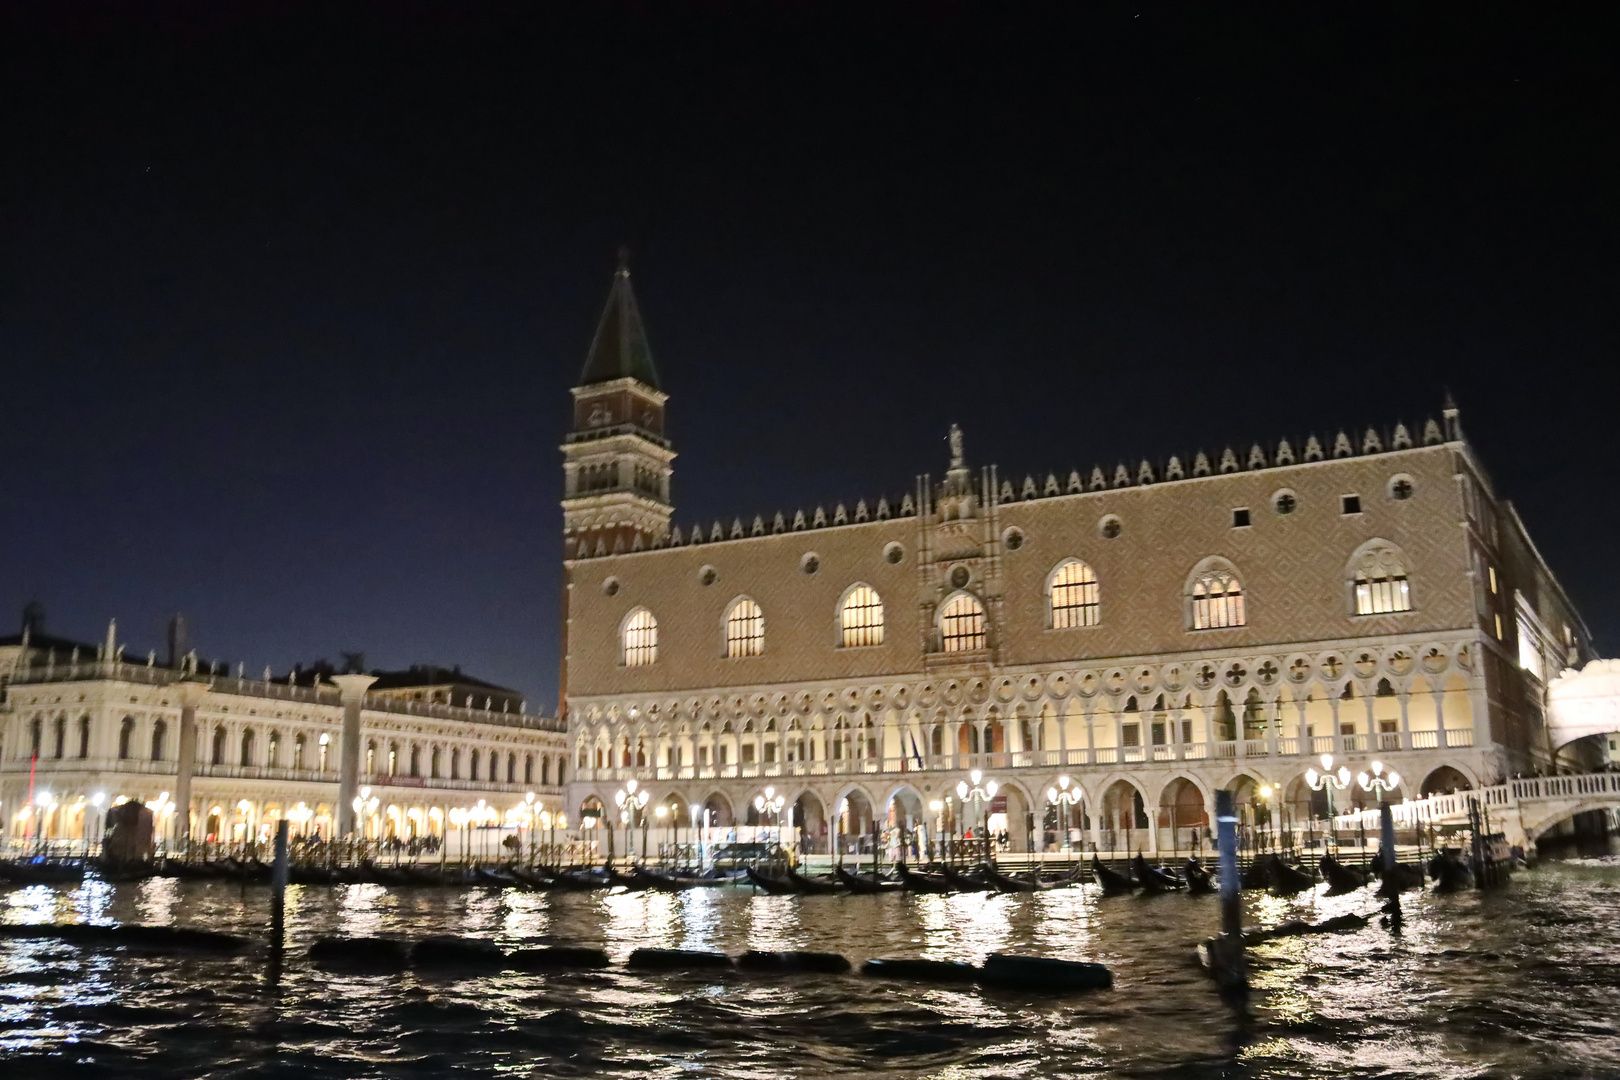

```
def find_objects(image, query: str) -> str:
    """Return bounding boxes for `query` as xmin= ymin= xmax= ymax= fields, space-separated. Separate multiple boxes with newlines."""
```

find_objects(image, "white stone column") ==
xmin=172 ymin=681 xmax=208 ymax=845
xmin=333 ymin=674 xmax=378 ymax=836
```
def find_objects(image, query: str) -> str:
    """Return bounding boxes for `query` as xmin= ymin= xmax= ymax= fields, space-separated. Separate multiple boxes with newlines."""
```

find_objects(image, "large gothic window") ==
xmin=725 ymin=598 xmax=764 ymax=658
xmin=622 ymin=607 xmax=658 ymax=666
xmin=1352 ymin=543 xmax=1413 ymax=615
xmin=1048 ymin=559 xmax=1100 ymax=628
xmin=839 ymin=585 xmax=885 ymax=647
xmin=1191 ymin=569 xmax=1246 ymax=629
xmin=940 ymin=592 xmax=987 ymax=652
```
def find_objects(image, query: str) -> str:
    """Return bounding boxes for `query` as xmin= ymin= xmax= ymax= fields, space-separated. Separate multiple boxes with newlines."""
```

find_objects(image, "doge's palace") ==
xmin=558 ymin=265 xmax=1595 ymax=856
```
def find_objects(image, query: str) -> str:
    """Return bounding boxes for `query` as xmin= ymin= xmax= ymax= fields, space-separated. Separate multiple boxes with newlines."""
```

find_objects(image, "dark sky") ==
xmin=3 ymin=2 xmax=1616 ymax=710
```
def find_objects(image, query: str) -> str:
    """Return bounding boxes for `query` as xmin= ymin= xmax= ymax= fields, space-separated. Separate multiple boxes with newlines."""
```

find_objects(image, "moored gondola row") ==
xmin=0 ymin=847 xmax=1487 ymax=895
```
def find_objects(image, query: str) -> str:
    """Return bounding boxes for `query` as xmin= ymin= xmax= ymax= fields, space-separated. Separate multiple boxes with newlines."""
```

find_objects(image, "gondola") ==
xmin=0 ymin=859 xmax=86 ymax=885
xmin=1319 ymin=854 xmax=1369 ymax=894
xmin=1374 ymin=861 xmax=1426 ymax=897
xmin=632 ymin=866 xmax=725 ymax=891
xmin=476 ymin=865 xmax=524 ymax=888
xmin=784 ymin=866 xmax=843 ymax=895
xmin=939 ymin=865 xmax=995 ymax=893
xmin=539 ymin=865 xmax=613 ymax=890
xmin=978 ymin=865 xmax=1042 ymax=893
xmin=1039 ymin=865 xmax=1086 ymax=888
xmin=1090 ymin=856 xmax=1135 ymax=896
xmin=895 ymin=862 xmax=954 ymax=894
xmin=1240 ymin=855 xmax=1273 ymax=891
xmin=1269 ymin=856 xmax=1316 ymax=895
xmin=604 ymin=864 xmax=650 ymax=891
xmin=1132 ymin=854 xmax=1185 ymax=893
xmin=744 ymin=866 xmax=800 ymax=894
xmin=506 ymin=865 xmax=555 ymax=889
xmin=1183 ymin=857 xmax=1214 ymax=895
xmin=834 ymin=866 xmax=900 ymax=893
xmin=1429 ymin=850 xmax=1475 ymax=893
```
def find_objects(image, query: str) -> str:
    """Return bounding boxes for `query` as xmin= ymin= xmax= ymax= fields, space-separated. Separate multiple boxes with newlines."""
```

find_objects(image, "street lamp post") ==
xmin=614 ymin=779 xmax=649 ymax=863
xmin=753 ymin=787 xmax=785 ymax=849
xmin=1257 ymin=784 xmax=1275 ymax=853
xmin=1358 ymin=761 xmax=1402 ymax=866
xmin=89 ymin=792 xmax=106 ymax=857
xmin=654 ymin=804 xmax=667 ymax=865
xmin=956 ymin=770 xmax=998 ymax=864
xmin=1046 ymin=775 xmax=1083 ymax=859
xmin=1304 ymin=754 xmax=1352 ymax=853
xmin=927 ymin=799 xmax=943 ymax=863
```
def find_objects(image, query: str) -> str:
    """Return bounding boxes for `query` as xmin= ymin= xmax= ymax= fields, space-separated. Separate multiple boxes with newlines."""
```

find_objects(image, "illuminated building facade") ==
xmin=560 ymin=267 xmax=1596 ymax=854
xmin=0 ymin=621 xmax=568 ymax=847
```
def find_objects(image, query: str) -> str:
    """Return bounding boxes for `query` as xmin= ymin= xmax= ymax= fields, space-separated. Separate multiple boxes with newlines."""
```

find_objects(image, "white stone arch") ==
xmin=1045 ymin=557 xmax=1101 ymax=629
xmin=1091 ymin=770 xmax=1150 ymax=808
xmin=1184 ymin=555 xmax=1247 ymax=630
xmin=1151 ymin=769 xmax=1215 ymax=810
xmin=831 ymin=781 xmax=877 ymax=815
xmin=1523 ymin=799 xmax=1620 ymax=842
xmin=878 ymin=779 xmax=927 ymax=814
xmin=1419 ymin=759 xmax=1480 ymax=795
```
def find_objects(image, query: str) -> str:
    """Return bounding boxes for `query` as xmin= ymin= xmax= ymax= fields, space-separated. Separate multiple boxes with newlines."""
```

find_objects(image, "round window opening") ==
xmin=1100 ymin=516 xmax=1122 ymax=540
xmin=1274 ymin=491 xmax=1297 ymax=515
xmin=1003 ymin=527 xmax=1025 ymax=551
xmin=602 ymin=577 xmax=621 ymax=597
xmin=800 ymin=553 xmax=820 ymax=575
xmin=884 ymin=542 xmax=905 ymax=565
xmin=699 ymin=565 xmax=718 ymax=586
xmin=1390 ymin=476 xmax=1415 ymax=501
xmin=950 ymin=565 xmax=971 ymax=589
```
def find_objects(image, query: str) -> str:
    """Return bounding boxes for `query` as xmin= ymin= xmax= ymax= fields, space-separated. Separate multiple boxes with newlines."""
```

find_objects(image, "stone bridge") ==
xmin=1336 ymin=771 xmax=1620 ymax=850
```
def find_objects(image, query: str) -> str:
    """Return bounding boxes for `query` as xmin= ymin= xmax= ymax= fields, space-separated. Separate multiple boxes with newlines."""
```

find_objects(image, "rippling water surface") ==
xmin=3 ymin=858 xmax=1619 ymax=1078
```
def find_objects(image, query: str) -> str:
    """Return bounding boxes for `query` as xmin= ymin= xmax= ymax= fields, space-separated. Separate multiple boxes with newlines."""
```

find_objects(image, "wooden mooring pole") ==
xmin=1205 ymin=789 xmax=1248 ymax=993
xmin=270 ymin=819 xmax=289 ymax=952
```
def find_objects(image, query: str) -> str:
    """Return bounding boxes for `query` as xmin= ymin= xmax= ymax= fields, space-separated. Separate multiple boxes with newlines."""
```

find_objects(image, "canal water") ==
xmin=2 ymin=859 xmax=1618 ymax=1078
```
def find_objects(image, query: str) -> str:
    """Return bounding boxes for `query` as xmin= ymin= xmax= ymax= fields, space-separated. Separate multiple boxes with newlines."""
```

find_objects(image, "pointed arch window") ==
xmin=1048 ymin=559 xmax=1100 ymax=628
xmin=623 ymin=608 xmax=658 ymax=666
xmin=1192 ymin=569 xmax=1246 ymax=629
xmin=940 ymin=592 xmax=987 ymax=652
xmin=840 ymin=585 xmax=885 ymax=647
xmin=119 ymin=716 xmax=135 ymax=759
xmin=725 ymin=598 xmax=764 ymax=658
xmin=1353 ymin=544 xmax=1412 ymax=615
xmin=151 ymin=720 xmax=167 ymax=762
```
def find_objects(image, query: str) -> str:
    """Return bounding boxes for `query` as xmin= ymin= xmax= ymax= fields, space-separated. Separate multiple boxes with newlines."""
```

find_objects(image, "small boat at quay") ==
xmin=895 ymin=862 xmax=954 ymax=894
xmin=1132 ymin=854 xmax=1185 ymax=893
xmin=834 ymin=866 xmax=901 ymax=893
xmin=1091 ymin=857 xmax=1135 ymax=896
xmin=1319 ymin=854 xmax=1369 ymax=894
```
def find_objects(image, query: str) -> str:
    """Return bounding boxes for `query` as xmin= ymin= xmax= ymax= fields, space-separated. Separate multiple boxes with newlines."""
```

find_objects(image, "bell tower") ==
xmin=561 ymin=258 xmax=675 ymax=558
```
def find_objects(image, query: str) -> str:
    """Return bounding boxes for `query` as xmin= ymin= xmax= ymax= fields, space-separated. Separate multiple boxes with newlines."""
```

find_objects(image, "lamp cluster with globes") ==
xmin=615 ymin=779 xmax=649 ymax=860
xmin=1045 ymin=774 xmax=1083 ymax=851
xmin=754 ymin=787 xmax=785 ymax=846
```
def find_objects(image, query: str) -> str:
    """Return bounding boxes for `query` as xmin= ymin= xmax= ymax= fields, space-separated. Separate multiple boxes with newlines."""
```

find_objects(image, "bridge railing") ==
xmin=1332 ymin=770 xmax=1620 ymax=831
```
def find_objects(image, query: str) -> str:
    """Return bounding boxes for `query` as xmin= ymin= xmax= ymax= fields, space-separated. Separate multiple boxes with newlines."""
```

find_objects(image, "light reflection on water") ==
xmin=0 ymin=863 xmax=1616 ymax=1078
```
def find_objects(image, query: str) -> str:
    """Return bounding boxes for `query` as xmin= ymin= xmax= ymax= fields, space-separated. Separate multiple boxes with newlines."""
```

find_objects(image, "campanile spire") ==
xmin=560 ymin=258 xmax=675 ymax=558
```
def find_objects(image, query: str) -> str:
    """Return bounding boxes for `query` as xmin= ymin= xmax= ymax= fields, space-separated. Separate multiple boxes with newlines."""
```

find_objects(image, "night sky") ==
xmin=3 ymin=3 xmax=1616 ymax=710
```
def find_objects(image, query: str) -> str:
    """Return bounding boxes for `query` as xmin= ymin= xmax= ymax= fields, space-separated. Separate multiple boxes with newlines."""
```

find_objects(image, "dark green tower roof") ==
xmin=577 ymin=261 xmax=660 ymax=390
